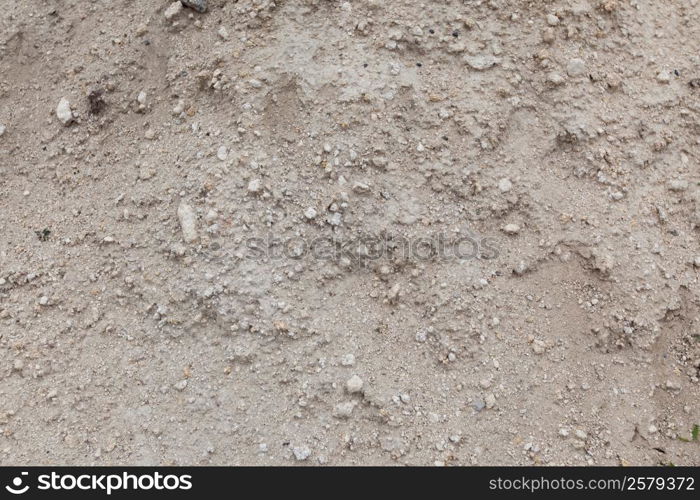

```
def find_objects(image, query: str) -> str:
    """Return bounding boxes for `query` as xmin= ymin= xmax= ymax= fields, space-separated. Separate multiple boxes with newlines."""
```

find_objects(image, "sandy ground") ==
xmin=0 ymin=0 xmax=699 ymax=466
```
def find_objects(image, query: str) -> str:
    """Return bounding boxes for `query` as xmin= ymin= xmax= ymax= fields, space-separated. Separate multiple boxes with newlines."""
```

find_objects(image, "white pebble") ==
xmin=173 ymin=99 xmax=185 ymax=115
xmin=56 ymin=97 xmax=73 ymax=125
xmin=247 ymin=179 xmax=263 ymax=194
xmin=177 ymin=202 xmax=198 ymax=243
xmin=164 ymin=1 xmax=183 ymax=20
xmin=566 ymin=58 xmax=586 ymax=77
xmin=656 ymin=71 xmax=671 ymax=83
xmin=547 ymin=72 xmax=566 ymax=85
xmin=667 ymin=179 xmax=688 ymax=192
xmin=333 ymin=401 xmax=356 ymax=419
xmin=346 ymin=375 xmax=364 ymax=394
xmin=498 ymin=178 xmax=513 ymax=192
xmin=292 ymin=445 xmax=311 ymax=461
xmin=304 ymin=207 xmax=317 ymax=220
xmin=502 ymin=223 xmax=520 ymax=235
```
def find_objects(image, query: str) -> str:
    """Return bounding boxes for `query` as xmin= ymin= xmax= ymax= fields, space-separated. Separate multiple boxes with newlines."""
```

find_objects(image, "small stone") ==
xmin=656 ymin=71 xmax=671 ymax=84
xmin=542 ymin=27 xmax=555 ymax=43
xmin=665 ymin=380 xmax=681 ymax=391
xmin=352 ymin=181 xmax=370 ymax=194
xmin=387 ymin=283 xmax=401 ymax=303
xmin=479 ymin=378 xmax=492 ymax=389
xmin=144 ymin=129 xmax=156 ymax=140
xmin=217 ymin=26 xmax=229 ymax=40
xmin=546 ymin=14 xmax=560 ymax=26
xmin=304 ymin=207 xmax=317 ymax=220
xmin=181 ymin=0 xmax=207 ymax=13
xmin=575 ymin=429 xmax=588 ymax=440
xmin=47 ymin=388 xmax=58 ymax=399
xmin=13 ymin=359 xmax=24 ymax=371
xmin=0 ymin=124 xmax=5 ymax=137
xmin=247 ymin=179 xmax=263 ymax=194
xmin=546 ymin=72 xmax=566 ymax=85
xmin=38 ymin=296 xmax=49 ymax=306
xmin=249 ymin=79 xmax=263 ymax=89
xmin=164 ymin=1 xmax=183 ymax=20
xmin=472 ymin=398 xmax=486 ymax=411
xmin=56 ymin=97 xmax=73 ymax=125
xmin=333 ymin=401 xmax=356 ymax=419
xmin=648 ymin=425 xmax=658 ymax=434
xmin=667 ymin=179 xmax=688 ymax=192
xmin=558 ymin=427 xmax=570 ymax=437
xmin=346 ymin=375 xmax=364 ymax=394
xmin=216 ymin=145 xmax=228 ymax=161
xmin=484 ymin=393 xmax=496 ymax=409
xmin=137 ymin=90 xmax=147 ymax=105
xmin=532 ymin=339 xmax=546 ymax=354
xmin=292 ymin=445 xmax=311 ymax=461
xmin=173 ymin=100 xmax=185 ymax=115
xmin=379 ymin=435 xmax=406 ymax=453
xmin=326 ymin=212 xmax=342 ymax=226
xmin=371 ymin=156 xmax=388 ymax=168
xmin=566 ymin=58 xmax=586 ymax=77
xmin=502 ymin=223 xmax=520 ymax=235
xmin=693 ymin=256 xmax=700 ymax=268
xmin=498 ymin=178 xmax=513 ymax=192
xmin=177 ymin=202 xmax=198 ymax=243
xmin=174 ymin=380 xmax=188 ymax=391
xmin=465 ymin=55 xmax=500 ymax=70
xmin=340 ymin=354 xmax=355 ymax=367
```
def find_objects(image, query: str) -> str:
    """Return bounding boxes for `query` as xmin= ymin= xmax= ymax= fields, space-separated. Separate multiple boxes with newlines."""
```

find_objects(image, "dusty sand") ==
xmin=0 ymin=0 xmax=699 ymax=465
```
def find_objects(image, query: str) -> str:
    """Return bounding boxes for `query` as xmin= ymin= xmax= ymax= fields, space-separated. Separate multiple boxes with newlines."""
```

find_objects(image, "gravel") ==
xmin=56 ymin=97 xmax=73 ymax=125
xmin=346 ymin=375 xmax=364 ymax=394
xmin=177 ymin=202 xmax=198 ymax=243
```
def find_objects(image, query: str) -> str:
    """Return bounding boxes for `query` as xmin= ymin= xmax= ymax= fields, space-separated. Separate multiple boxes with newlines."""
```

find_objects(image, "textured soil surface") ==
xmin=1 ymin=0 xmax=699 ymax=466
